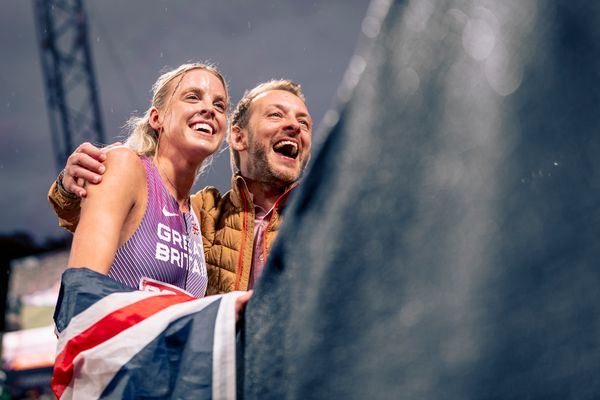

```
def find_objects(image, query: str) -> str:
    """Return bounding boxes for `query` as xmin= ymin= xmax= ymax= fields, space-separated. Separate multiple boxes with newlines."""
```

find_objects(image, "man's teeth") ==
xmin=273 ymin=140 xmax=298 ymax=157
xmin=191 ymin=123 xmax=213 ymax=134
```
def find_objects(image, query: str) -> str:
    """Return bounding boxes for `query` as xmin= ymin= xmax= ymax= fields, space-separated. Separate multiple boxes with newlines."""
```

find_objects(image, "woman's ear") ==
xmin=230 ymin=125 xmax=248 ymax=151
xmin=149 ymin=107 xmax=161 ymax=132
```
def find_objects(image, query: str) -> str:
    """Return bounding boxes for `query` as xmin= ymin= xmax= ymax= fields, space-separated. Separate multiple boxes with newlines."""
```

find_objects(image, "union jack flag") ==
xmin=52 ymin=268 xmax=241 ymax=399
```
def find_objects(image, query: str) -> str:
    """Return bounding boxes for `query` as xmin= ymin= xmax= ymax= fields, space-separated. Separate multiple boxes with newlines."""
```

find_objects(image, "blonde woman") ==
xmin=68 ymin=63 xmax=228 ymax=297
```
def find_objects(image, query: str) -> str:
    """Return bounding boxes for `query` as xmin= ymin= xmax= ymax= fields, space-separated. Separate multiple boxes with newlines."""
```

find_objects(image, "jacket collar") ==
xmin=230 ymin=173 xmax=298 ymax=211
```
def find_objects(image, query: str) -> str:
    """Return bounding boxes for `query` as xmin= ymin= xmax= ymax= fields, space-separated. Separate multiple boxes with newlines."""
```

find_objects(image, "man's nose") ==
xmin=283 ymin=119 xmax=301 ymax=134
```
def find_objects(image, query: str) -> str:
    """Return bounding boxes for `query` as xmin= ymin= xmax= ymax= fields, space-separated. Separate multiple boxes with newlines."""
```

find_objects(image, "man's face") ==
xmin=236 ymin=90 xmax=312 ymax=187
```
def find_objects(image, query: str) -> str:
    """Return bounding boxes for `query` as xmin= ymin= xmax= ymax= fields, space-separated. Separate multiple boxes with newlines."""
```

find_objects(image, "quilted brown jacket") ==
xmin=196 ymin=174 xmax=296 ymax=294
xmin=48 ymin=174 xmax=296 ymax=294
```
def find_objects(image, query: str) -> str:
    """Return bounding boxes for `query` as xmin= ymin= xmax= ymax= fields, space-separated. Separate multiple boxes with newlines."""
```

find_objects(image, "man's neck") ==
xmin=242 ymin=176 xmax=288 ymax=210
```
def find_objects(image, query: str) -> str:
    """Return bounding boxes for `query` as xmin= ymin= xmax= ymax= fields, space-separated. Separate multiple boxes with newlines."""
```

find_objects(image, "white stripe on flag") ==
xmin=213 ymin=291 xmax=246 ymax=400
xmin=56 ymin=290 xmax=162 ymax=354
xmin=61 ymin=294 xmax=224 ymax=399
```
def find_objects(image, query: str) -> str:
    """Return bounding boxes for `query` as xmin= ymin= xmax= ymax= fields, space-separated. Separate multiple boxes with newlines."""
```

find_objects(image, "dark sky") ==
xmin=0 ymin=0 xmax=370 ymax=241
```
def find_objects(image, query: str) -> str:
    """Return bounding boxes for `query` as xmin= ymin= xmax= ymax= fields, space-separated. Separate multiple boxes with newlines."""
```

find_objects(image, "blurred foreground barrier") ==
xmin=241 ymin=0 xmax=600 ymax=399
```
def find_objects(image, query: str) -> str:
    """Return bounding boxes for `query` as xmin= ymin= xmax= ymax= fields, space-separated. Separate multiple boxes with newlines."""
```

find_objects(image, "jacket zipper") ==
xmin=261 ymin=184 xmax=297 ymax=264
xmin=234 ymin=188 xmax=248 ymax=290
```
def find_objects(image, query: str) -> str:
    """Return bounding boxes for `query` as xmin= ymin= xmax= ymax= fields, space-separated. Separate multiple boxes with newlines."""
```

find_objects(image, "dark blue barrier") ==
xmin=242 ymin=1 xmax=600 ymax=399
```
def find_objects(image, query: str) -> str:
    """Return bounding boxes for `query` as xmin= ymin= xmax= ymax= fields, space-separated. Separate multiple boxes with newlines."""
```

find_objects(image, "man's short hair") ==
xmin=229 ymin=80 xmax=305 ymax=172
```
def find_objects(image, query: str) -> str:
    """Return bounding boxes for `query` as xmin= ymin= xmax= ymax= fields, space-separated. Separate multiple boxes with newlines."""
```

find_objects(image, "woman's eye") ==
xmin=214 ymin=102 xmax=226 ymax=112
xmin=186 ymin=94 xmax=199 ymax=100
xmin=269 ymin=112 xmax=282 ymax=118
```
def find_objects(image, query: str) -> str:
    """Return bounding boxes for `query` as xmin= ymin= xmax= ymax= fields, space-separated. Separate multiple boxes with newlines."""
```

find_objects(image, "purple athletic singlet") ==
xmin=108 ymin=157 xmax=207 ymax=297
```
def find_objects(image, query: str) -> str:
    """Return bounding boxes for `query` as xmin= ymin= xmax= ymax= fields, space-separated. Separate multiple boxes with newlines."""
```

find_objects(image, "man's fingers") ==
xmin=77 ymin=142 xmax=106 ymax=162
xmin=61 ymin=165 xmax=93 ymax=196
xmin=75 ymin=177 xmax=87 ymax=197
xmin=68 ymin=152 xmax=106 ymax=176
xmin=58 ymin=142 xmax=112 ymax=198
xmin=62 ymin=151 xmax=105 ymax=197
xmin=234 ymin=290 xmax=254 ymax=322
xmin=62 ymin=173 xmax=88 ymax=198
xmin=65 ymin=164 xmax=102 ymax=185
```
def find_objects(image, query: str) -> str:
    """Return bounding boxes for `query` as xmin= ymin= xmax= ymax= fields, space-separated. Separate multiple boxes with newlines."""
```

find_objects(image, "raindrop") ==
xmin=322 ymin=110 xmax=339 ymax=128
xmin=484 ymin=42 xmax=523 ymax=96
xmin=361 ymin=16 xmax=381 ymax=38
xmin=406 ymin=0 xmax=435 ymax=33
xmin=349 ymin=55 xmax=366 ymax=76
xmin=447 ymin=8 xmax=468 ymax=28
xmin=338 ymin=57 xmax=366 ymax=102
xmin=396 ymin=67 xmax=420 ymax=96
xmin=400 ymin=300 xmax=424 ymax=327
xmin=368 ymin=0 xmax=393 ymax=20
xmin=462 ymin=18 xmax=496 ymax=61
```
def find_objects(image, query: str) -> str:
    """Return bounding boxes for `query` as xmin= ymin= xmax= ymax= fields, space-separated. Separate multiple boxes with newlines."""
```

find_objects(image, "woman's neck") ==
xmin=154 ymin=152 xmax=201 ymax=212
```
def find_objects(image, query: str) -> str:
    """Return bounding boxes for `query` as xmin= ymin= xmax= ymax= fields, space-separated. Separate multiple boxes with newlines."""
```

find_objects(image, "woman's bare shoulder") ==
xmin=85 ymin=147 xmax=145 ymax=198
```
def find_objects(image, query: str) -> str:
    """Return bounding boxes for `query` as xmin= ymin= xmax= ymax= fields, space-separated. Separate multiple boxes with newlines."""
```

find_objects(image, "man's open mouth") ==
xmin=273 ymin=140 xmax=299 ymax=159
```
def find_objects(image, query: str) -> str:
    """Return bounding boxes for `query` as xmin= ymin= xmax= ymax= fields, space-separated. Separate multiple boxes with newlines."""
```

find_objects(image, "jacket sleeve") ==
xmin=191 ymin=187 xmax=223 ymax=296
xmin=191 ymin=187 xmax=222 ymax=249
xmin=48 ymin=180 xmax=81 ymax=233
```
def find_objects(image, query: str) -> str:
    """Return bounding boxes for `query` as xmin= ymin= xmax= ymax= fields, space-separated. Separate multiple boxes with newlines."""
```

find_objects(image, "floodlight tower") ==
xmin=33 ymin=0 xmax=105 ymax=171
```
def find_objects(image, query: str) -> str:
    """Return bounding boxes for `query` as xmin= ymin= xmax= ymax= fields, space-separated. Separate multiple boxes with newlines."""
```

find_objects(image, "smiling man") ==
xmin=48 ymin=79 xmax=312 ymax=295
xmin=199 ymin=80 xmax=312 ymax=293
xmin=230 ymin=84 xmax=311 ymax=188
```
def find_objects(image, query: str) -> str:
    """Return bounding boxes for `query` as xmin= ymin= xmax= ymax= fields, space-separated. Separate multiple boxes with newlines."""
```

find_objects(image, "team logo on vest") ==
xmin=154 ymin=223 xmax=204 ymax=276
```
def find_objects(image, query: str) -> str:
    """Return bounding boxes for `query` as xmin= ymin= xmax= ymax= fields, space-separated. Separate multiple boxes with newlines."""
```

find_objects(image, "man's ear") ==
xmin=230 ymin=125 xmax=248 ymax=151
xmin=148 ymin=107 xmax=161 ymax=132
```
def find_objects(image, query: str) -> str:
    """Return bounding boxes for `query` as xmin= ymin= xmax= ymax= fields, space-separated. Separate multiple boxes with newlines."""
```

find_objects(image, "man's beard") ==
xmin=246 ymin=139 xmax=304 ymax=189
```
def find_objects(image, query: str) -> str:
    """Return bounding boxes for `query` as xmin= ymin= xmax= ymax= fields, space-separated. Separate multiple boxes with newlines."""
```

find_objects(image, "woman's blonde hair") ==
xmin=124 ymin=63 xmax=229 ymax=159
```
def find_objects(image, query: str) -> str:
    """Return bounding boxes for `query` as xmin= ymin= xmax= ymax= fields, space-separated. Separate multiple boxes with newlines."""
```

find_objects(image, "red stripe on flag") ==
xmin=52 ymin=292 xmax=195 ymax=398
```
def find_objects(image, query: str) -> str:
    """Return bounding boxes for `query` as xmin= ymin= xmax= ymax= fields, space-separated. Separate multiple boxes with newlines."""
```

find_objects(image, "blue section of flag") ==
xmin=54 ymin=268 xmax=135 ymax=333
xmin=100 ymin=301 xmax=219 ymax=399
